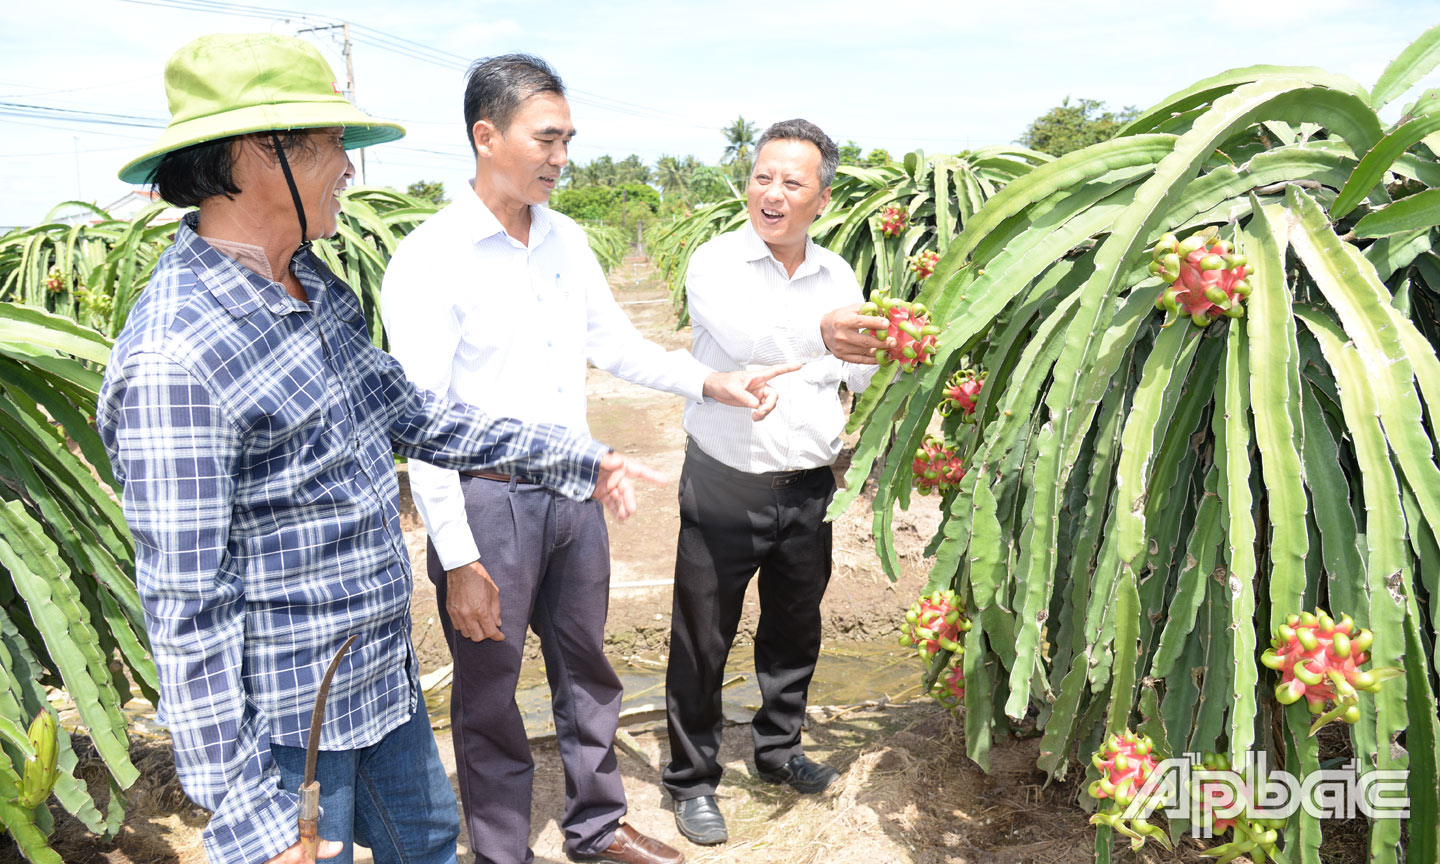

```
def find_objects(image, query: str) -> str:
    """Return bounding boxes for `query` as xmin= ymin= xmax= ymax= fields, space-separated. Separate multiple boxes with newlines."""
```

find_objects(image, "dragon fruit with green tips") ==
xmin=859 ymin=292 xmax=940 ymax=371
xmin=1087 ymin=730 xmax=1172 ymax=851
xmin=911 ymin=435 xmax=964 ymax=494
xmin=1260 ymin=609 xmax=1402 ymax=734
xmin=1149 ymin=228 xmax=1251 ymax=327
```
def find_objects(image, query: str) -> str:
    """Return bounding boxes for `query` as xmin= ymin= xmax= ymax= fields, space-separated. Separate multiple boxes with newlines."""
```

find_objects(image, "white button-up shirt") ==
xmin=381 ymin=188 xmax=711 ymax=568
xmin=684 ymin=222 xmax=879 ymax=473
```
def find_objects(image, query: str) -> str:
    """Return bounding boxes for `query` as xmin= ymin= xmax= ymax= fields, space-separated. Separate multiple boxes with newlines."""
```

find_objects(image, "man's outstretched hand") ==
xmin=594 ymin=451 xmax=667 ymax=521
xmin=703 ymin=362 xmax=803 ymax=421
xmin=820 ymin=303 xmax=889 ymax=364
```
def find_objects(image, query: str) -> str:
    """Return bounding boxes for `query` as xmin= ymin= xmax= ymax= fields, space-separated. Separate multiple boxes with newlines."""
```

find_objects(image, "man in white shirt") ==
xmin=380 ymin=55 xmax=795 ymax=864
xmin=662 ymin=119 xmax=891 ymax=847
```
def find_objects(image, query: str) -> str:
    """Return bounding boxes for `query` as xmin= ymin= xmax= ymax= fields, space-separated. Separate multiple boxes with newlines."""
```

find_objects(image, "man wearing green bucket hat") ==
xmin=98 ymin=32 xmax=662 ymax=864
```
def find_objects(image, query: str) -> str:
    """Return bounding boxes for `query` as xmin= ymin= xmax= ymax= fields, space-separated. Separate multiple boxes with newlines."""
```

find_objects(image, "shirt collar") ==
xmin=174 ymin=212 xmax=324 ymax=319
xmin=739 ymin=220 xmax=825 ymax=281
xmin=456 ymin=186 xmax=556 ymax=250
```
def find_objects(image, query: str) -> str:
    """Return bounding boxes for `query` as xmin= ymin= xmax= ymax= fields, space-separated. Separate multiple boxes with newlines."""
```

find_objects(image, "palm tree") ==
xmin=721 ymin=115 xmax=758 ymax=176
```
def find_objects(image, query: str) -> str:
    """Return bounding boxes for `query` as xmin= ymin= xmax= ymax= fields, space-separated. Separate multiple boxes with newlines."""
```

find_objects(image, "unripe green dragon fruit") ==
xmin=876 ymin=205 xmax=907 ymax=238
xmin=1087 ymin=730 xmax=1172 ymax=851
xmin=1149 ymin=228 xmax=1252 ymax=328
xmin=15 ymin=708 xmax=59 ymax=810
xmin=929 ymin=658 xmax=966 ymax=710
xmin=938 ymin=368 xmax=984 ymax=421
xmin=911 ymin=435 xmax=964 ymax=494
xmin=859 ymin=292 xmax=940 ymax=371
xmin=1260 ymin=609 xmax=1401 ymax=735
xmin=907 ymin=249 xmax=939 ymax=280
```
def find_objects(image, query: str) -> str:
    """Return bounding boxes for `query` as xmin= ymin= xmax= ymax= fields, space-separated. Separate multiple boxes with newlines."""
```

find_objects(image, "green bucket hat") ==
xmin=118 ymin=32 xmax=406 ymax=185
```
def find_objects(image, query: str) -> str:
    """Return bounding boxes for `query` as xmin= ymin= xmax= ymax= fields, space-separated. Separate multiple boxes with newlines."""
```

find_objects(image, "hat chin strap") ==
xmin=270 ymin=131 xmax=311 ymax=254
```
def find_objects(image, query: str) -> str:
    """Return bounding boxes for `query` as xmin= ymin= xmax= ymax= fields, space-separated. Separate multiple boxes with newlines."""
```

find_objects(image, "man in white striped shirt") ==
xmin=380 ymin=55 xmax=796 ymax=864
xmin=663 ymin=119 xmax=891 ymax=847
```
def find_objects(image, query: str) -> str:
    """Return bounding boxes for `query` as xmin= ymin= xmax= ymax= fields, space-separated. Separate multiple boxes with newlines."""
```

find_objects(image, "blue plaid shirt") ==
xmin=97 ymin=214 xmax=607 ymax=864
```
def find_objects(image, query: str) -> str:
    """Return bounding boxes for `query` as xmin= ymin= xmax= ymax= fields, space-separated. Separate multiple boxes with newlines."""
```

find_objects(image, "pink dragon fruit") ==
xmin=877 ymin=205 xmax=907 ymax=238
xmin=1150 ymin=228 xmax=1251 ymax=328
xmin=907 ymin=249 xmax=939 ymax=280
xmin=911 ymin=435 xmax=964 ymax=495
xmin=1087 ymin=730 xmax=1172 ymax=851
xmin=1260 ymin=609 xmax=1400 ymax=734
xmin=859 ymin=292 xmax=940 ymax=371
xmin=898 ymin=588 xmax=969 ymax=658
xmin=1191 ymin=753 xmax=1285 ymax=863
xmin=939 ymin=369 xmax=984 ymax=421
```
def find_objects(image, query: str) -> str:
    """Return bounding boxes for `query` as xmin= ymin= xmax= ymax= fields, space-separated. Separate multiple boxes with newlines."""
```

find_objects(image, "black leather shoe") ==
xmin=673 ymin=795 xmax=727 ymax=845
xmin=756 ymin=754 xmax=839 ymax=794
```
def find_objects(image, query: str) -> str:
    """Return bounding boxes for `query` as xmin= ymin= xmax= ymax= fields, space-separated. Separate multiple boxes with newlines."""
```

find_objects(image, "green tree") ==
xmin=864 ymin=148 xmax=893 ymax=166
xmin=550 ymin=182 xmax=659 ymax=228
xmin=1017 ymin=97 xmax=1139 ymax=157
xmin=838 ymin=140 xmax=864 ymax=165
xmin=405 ymin=180 xmax=449 ymax=206
xmin=721 ymin=115 xmax=758 ymax=177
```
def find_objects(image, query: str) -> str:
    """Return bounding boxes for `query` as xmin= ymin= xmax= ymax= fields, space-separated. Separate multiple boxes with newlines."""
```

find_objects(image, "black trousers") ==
xmin=663 ymin=441 xmax=835 ymax=800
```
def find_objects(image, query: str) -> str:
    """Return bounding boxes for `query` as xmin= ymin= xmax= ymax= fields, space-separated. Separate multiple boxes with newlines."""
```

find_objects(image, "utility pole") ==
xmin=296 ymin=20 xmax=364 ymax=183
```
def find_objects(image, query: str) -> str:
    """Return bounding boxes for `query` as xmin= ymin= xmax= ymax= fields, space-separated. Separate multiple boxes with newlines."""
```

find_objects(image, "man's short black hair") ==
xmin=754 ymin=119 xmax=839 ymax=188
xmin=463 ymin=54 xmax=566 ymax=155
xmin=150 ymin=131 xmax=318 ymax=208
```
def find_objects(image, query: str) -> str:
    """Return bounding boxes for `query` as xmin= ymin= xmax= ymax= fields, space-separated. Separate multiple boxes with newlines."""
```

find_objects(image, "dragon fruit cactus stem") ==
xmin=1088 ymin=730 xmax=1173 ymax=852
xmin=1260 ymin=609 xmax=1402 ymax=735
xmin=1149 ymin=228 xmax=1252 ymax=328
xmin=858 ymin=292 xmax=940 ymax=372
xmin=939 ymin=368 xmax=985 ymax=422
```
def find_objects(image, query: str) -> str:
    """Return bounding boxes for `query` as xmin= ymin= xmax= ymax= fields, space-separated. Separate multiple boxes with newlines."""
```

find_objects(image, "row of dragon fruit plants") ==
xmin=648 ymin=26 xmax=1440 ymax=864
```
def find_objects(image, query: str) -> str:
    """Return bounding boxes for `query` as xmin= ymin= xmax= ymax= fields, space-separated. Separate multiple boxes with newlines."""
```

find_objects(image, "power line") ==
xmin=0 ymin=101 xmax=166 ymax=129
xmin=112 ymin=0 xmax=718 ymax=130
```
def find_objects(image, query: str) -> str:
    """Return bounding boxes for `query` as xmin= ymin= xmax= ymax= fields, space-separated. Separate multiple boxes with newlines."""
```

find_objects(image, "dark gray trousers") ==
xmin=428 ymin=475 xmax=625 ymax=864
xmin=662 ymin=442 xmax=835 ymax=801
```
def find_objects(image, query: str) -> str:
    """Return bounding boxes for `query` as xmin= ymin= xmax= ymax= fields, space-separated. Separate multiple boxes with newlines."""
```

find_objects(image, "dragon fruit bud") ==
xmin=1199 ymin=254 xmax=1227 ymax=271
xmin=1342 ymin=705 xmax=1361 ymax=724
xmin=876 ymin=349 xmax=891 ymax=364
xmin=1204 ymin=285 xmax=1231 ymax=306
xmin=1276 ymin=679 xmax=1306 ymax=705
xmin=1178 ymin=235 xmax=1206 ymax=257
xmin=1223 ymin=304 xmax=1245 ymax=319
xmin=1157 ymin=233 xmax=1179 ymax=251
xmin=1293 ymin=660 xmax=1324 ymax=686
xmin=1331 ymin=632 xmax=1351 ymax=658
xmin=1352 ymin=628 xmax=1373 ymax=653
xmin=1191 ymin=311 xmax=1209 ymax=327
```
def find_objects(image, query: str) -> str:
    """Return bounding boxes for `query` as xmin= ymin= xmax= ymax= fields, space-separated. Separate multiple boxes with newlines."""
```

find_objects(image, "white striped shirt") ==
xmin=684 ymin=222 xmax=878 ymax=473
xmin=381 ymin=188 xmax=712 ymax=569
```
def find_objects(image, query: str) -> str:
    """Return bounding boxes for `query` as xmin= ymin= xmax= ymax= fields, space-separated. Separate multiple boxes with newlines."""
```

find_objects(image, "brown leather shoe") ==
xmin=571 ymin=823 xmax=685 ymax=864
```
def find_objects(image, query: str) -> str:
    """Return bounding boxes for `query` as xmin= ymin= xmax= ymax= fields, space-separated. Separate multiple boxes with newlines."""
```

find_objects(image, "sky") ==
xmin=3 ymin=0 xmax=1440 ymax=227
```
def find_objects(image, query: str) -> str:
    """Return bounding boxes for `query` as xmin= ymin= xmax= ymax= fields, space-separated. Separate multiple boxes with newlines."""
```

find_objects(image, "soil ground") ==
xmin=3 ymin=256 xmax=1217 ymax=864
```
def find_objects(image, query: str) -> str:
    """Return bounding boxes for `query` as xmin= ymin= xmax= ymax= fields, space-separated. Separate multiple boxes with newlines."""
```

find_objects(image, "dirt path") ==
xmin=7 ymin=255 xmax=1203 ymax=864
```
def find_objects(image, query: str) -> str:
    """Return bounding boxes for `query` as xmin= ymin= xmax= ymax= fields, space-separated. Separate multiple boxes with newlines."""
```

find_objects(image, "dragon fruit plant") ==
xmin=1087 ymin=730 xmax=1172 ymax=851
xmin=911 ymin=435 xmax=964 ymax=494
xmin=938 ymin=368 xmax=984 ymax=421
xmin=877 ymin=204 xmax=907 ymax=238
xmin=1149 ymin=228 xmax=1252 ymax=328
xmin=859 ymin=292 xmax=940 ymax=371
xmin=907 ymin=249 xmax=940 ymax=280
xmin=1261 ymin=609 xmax=1402 ymax=735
